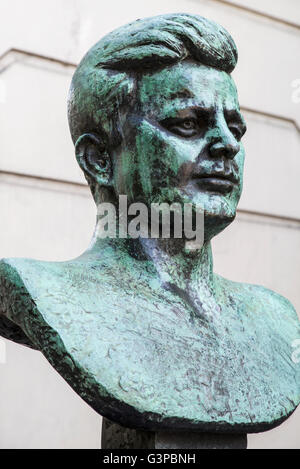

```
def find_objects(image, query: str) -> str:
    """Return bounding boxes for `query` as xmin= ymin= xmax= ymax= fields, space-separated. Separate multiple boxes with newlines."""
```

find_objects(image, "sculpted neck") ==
xmin=87 ymin=224 xmax=214 ymax=294
xmin=139 ymin=237 xmax=214 ymax=292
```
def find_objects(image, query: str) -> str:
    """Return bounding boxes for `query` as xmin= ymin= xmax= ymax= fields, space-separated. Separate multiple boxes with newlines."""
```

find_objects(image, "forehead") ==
xmin=138 ymin=61 xmax=239 ymax=117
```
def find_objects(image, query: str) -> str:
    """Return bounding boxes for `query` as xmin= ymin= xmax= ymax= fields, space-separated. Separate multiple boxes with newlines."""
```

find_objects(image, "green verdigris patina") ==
xmin=0 ymin=13 xmax=299 ymax=434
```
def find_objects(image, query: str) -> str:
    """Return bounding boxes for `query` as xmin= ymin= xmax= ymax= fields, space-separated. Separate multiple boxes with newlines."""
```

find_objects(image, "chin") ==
xmin=149 ymin=188 xmax=238 ymax=240
xmin=170 ymin=189 xmax=238 ymax=242
xmin=203 ymin=211 xmax=235 ymax=242
xmin=197 ymin=191 xmax=238 ymax=241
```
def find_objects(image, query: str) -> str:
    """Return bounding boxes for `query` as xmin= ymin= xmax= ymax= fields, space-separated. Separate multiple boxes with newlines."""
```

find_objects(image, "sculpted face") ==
xmin=111 ymin=61 xmax=246 ymax=238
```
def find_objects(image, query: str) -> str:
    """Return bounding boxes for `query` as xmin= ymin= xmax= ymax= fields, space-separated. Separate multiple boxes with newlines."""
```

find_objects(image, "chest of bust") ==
xmin=25 ymin=269 xmax=297 ymax=432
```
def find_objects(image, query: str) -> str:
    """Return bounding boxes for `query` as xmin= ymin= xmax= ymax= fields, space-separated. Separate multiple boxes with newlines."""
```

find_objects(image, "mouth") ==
xmin=192 ymin=173 xmax=238 ymax=194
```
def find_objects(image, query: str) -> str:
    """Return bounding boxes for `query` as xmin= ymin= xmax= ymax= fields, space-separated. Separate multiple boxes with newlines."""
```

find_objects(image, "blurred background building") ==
xmin=0 ymin=0 xmax=299 ymax=448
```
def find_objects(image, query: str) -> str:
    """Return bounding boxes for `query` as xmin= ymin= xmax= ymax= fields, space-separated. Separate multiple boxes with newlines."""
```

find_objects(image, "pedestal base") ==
xmin=101 ymin=418 xmax=247 ymax=449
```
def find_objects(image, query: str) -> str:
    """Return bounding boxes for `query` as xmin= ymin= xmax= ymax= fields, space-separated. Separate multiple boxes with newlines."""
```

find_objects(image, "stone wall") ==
xmin=0 ymin=0 xmax=299 ymax=448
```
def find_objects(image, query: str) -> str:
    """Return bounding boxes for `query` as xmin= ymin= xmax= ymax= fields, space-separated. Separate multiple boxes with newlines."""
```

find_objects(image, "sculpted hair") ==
xmin=68 ymin=13 xmax=238 ymax=148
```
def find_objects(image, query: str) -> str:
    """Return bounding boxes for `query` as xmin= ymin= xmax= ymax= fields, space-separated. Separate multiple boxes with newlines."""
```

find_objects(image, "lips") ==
xmin=192 ymin=172 xmax=238 ymax=194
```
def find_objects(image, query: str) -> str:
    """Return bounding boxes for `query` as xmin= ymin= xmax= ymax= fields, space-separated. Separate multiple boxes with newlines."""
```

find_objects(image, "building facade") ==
xmin=0 ymin=0 xmax=299 ymax=448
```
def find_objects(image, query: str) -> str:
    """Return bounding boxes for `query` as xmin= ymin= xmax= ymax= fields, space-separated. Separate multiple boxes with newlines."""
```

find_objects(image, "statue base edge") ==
xmin=101 ymin=418 xmax=247 ymax=449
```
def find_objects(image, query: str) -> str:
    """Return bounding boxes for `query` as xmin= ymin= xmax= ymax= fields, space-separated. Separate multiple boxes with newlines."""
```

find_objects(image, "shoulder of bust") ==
xmin=0 ymin=258 xmax=42 ymax=349
xmin=216 ymin=274 xmax=299 ymax=321
xmin=243 ymin=282 xmax=298 ymax=320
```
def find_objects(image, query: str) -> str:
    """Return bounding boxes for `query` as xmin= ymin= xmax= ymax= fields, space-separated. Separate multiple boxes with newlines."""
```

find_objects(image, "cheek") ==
xmin=232 ymin=146 xmax=245 ymax=202
xmin=135 ymin=120 xmax=203 ymax=195
xmin=112 ymin=149 xmax=137 ymax=199
xmin=235 ymin=145 xmax=245 ymax=176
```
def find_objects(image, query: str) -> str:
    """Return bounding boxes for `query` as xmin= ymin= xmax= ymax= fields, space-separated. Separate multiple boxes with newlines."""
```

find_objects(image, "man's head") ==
xmin=68 ymin=13 xmax=246 ymax=240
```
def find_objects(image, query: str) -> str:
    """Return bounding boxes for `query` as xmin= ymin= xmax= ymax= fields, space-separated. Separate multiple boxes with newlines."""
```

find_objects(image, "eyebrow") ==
xmin=224 ymin=109 xmax=246 ymax=129
xmin=159 ymin=104 xmax=214 ymax=118
xmin=168 ymin=89 xmax=195 ymax=100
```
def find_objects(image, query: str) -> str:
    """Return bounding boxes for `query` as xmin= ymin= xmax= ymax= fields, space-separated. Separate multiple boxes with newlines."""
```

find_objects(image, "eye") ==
xmin=182 ymin=119 xmax=196 ymax=130
xmin=98 ymin=157 xmax=108 ymax=169
xmin=228 ymin=125 xmax=242 ymax=141
xmin=161 ymin=117 xmax=199 ymax=138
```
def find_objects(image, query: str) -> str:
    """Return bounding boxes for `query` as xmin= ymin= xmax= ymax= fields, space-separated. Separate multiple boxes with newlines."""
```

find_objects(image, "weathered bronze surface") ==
xmin=0 ymin=13 xmax=299 ymax=434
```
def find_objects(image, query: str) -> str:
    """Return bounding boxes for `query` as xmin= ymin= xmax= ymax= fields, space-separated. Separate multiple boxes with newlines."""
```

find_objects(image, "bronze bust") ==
xmin=0 ymin=13 xmax=299 ymax=437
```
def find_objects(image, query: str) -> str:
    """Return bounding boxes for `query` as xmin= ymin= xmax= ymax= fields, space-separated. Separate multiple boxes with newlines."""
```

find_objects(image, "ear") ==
xmin=75 ymin=133 xmax=112 ymax=186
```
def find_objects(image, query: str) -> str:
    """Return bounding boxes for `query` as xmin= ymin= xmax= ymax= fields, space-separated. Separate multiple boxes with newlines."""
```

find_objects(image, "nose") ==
xmin=209 ymin=141 xmax=240 ymax=160
xmin=209 ymin=121 xmax=240 ymax=160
